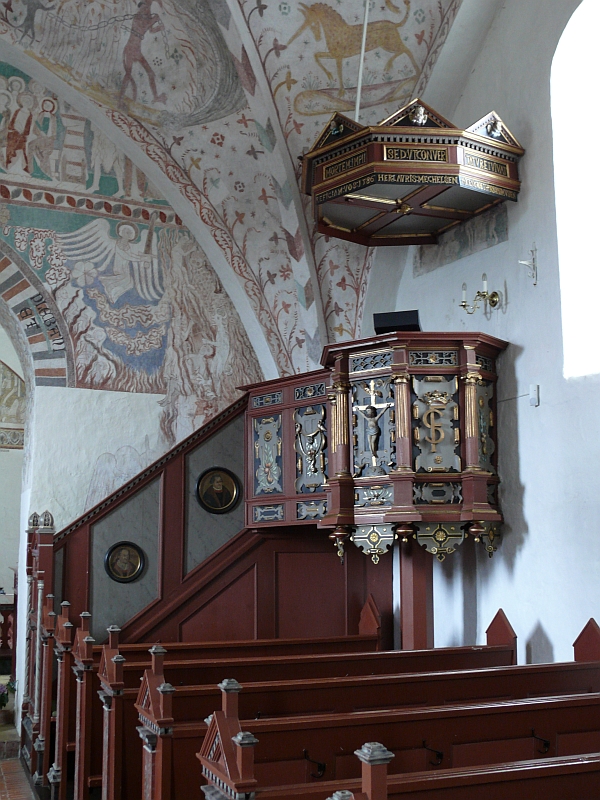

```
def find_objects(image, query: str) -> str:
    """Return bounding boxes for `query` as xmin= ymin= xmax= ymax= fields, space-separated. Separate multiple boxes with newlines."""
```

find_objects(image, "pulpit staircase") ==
xmin=16 ymin=331 xmax=600 ymax=799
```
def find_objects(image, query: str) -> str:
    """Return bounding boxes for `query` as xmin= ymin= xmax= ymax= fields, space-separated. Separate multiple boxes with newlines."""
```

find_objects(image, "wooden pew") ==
xmin=119 ymin=643 xmax=514 ymax=800
xmin=136 ymin=658 xmax=600 ymax=800
xmin=196 ymin=690 xmax=600 ymax=797
xmin=99 ymin=612 xmax=514 ymax=800
xmin=58 ymin=600 xmax=517 ymax=800
xmin=69 ymin=597 xmax=382 ymax=800
xmin=143 ymin=659 xmax=600 ymax=725
xmin=255 ymin=751 xmax=600 ymax=800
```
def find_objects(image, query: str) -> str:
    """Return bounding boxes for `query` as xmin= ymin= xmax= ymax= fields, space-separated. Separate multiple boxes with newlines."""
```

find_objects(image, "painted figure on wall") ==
xmin=288 ymin=0 xmax=418 ymax=93
xmin=28 ymin=96 xmax=58 ymax=177
xmin=4 ymin=0 xmax=245 ymax=127
xmin=0 ymin=63 xmax=171 ymax=201
xmin=119 ymin=0 xmax=167 ymax=107
xmin=6 ymin=91 xmax=33 ymax=173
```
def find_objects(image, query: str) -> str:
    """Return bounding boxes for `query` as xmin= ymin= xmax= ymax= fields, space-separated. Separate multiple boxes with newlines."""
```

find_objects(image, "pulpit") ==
xmin=245 ymin=331 xmax=507 ymax=648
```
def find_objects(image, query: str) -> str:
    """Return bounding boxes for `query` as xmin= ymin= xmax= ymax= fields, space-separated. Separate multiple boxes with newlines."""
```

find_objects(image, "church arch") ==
xmin=0 ymin=240 xmax=73 ymax=387
xmin=0 ymin=40 xmax=279 ymax=380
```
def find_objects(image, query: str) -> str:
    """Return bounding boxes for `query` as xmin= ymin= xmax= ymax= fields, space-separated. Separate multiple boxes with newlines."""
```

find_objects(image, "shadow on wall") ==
xmin=526 ymin=621 xmax=555 ymax=664
xmin=494 ymin=343 xmax=528 ymax=574
xmin=438 ymin=344 xmax=527 ymax=646
xmin=439 ymin=539 xmax=478 ymax=647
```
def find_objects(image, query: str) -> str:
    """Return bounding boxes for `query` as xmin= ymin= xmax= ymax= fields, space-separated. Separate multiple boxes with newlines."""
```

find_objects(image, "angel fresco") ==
xmin=56 ymin=218 xmax=163 ymax=303
xmin=30 ymin=219 xmax=263 ymax=442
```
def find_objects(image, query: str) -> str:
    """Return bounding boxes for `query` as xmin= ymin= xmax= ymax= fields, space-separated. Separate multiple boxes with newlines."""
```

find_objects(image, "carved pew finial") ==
xmin=351 ymin=742 xmax=395 ymax=800
xmin=486 ymin=609 xmax=517 ymax=664
xmin=197 ymin=680 xmax=258 ymax=797
xmin=107 ymin=624 xmax=121 ymax=651
xmin=149 ymin=643 xmax=167 ymax=675
xmin=232 ymin=730 xmax=259 ymax=782
xmin=218 ymin=677 xmax=243 ymax=719
xmin=574 ymin=618 xmax=600 ymax=662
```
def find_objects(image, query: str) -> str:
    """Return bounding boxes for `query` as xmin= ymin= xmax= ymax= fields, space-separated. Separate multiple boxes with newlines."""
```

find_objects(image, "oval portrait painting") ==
xmin=196 ymin=467 xmax=241 ymax=514
xmin=104 ymin=541 xmax=145 ymax=583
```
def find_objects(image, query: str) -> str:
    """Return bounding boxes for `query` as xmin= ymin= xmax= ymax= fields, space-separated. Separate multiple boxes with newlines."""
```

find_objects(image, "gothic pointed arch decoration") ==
xmin=0 ymin=239 xmax=73 ymax=387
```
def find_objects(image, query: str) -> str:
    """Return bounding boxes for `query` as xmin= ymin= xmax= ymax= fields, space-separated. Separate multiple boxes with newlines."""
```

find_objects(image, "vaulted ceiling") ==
xmin=0 ymin=0 xmax=504 ymax=440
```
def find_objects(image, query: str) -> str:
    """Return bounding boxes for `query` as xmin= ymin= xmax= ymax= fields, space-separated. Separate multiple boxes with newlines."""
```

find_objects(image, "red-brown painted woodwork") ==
xmin=486 ymin=609 xmax=517 ymax=664
xmin=254 ymin=755 xmax=600 ymax=799
xmin=399 ymin=537 xmax=433 ymax=650
xmin=179 ymin=566 xmax=257 ymax=641
xmin=573 ymin=618 xmax=600 ymax=662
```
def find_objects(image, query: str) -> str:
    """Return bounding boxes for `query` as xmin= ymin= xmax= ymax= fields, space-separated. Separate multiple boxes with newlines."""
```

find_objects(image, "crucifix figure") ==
xmin=354 ymin=379 xmax=393 ymax=473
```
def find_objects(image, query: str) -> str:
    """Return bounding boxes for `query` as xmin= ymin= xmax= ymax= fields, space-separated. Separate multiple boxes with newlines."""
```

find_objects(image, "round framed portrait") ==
xmin=196 ymin=467 xmax=241 ymax=515
xmin=104 ymin=541 xmax=145 ymax=583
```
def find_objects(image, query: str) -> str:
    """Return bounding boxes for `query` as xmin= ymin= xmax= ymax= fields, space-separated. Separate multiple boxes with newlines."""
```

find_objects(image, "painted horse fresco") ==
xmin=288 ymin=0 xmax=420 ymax=93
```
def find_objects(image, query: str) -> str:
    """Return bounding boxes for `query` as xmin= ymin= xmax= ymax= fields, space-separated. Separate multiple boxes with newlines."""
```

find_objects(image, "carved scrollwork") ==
xmin=414 ymin=522 xmax=465 ymax=561
xmin=295 ymin=404 xmax=327 ymax=493
xmin=351 ymin=524 xmax=397 ymax=564
xmin=253 ymin=416 xmax=283 ymax=494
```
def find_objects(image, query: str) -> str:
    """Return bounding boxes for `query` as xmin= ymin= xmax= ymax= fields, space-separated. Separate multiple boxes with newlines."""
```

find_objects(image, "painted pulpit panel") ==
xmin=294 ymin=403 xmax=327 ymax=494
xmin=351 ymin=376 xmax=396 ymax=477
xmin=412 ymin=375 xmax=460 ymax=473
xmin=253 ymin=415 xmax=283 ymax=496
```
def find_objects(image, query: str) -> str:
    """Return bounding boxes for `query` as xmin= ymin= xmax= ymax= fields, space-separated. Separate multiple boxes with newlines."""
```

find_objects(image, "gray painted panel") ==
xmin=185 ymin=415 xmax=245 ymax=574
xmin=90 ymin=476 xmax=160 ymax=641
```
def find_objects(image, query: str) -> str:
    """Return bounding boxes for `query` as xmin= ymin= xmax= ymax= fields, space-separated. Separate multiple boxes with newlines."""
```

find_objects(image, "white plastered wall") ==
xmin=0 ymin=326 xmax=23 ymax=595
xmin=26 ymin=387 xmax=166 ymax=532
xmin=368 ymin=0 xmax=586 ymax=664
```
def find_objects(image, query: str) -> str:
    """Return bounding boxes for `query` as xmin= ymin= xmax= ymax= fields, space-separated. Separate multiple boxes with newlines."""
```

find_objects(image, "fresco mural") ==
xmin=0 ymin=62 xmax=263 ymax=445
xmin=0 ymin=357 xmax=25 ymax=448
xmin=85 ymin=438 xmax=151 ymax=509
xmin=239 ymin=0 xmax=462 ymax=342
xmin=0 ymin=1 xmax=463 ymax=372
xmin=413 ymin=204 xmax=509 ymax=276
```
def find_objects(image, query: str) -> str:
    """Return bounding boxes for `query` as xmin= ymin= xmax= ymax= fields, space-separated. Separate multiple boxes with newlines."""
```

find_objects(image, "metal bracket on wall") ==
xmin=519 ymin=244 xmax=537 ymax=286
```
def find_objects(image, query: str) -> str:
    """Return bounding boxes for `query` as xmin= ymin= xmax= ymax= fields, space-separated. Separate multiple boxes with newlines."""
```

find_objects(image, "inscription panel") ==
xmin=385 ymin=146 xmax=448 ymax=162
xmin=323 ymin=150 xmax=367 ymax=180
xmin=463 ymin=152 xmax=509 ymax=177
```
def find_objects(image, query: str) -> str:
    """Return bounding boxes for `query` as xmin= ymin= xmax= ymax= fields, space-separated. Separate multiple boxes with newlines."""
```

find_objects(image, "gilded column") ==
xmin=463 ymin=345 xmax=483 ymax=471
xmin=329 ymin=354 xmax=351 ymax=477
xmin=393 ymin=372 xmax=412 ymax=471
xmin=320 ymin=354 xmax=354 ymax=549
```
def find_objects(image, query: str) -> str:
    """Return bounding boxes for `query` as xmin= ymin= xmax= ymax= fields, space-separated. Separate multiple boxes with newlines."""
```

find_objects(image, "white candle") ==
xmin=482 ymin=273 xmax=488 ymax=294
xmin=462 ymin=283 xmax=467 ymax=303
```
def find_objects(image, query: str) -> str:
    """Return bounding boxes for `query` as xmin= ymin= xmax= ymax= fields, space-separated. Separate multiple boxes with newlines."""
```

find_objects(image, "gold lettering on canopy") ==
xmin=385 ymin=147 xmax=448 ymax=163
xmin=463 ymin=153 xmax=509 ymax=176
xmin=323 ymin=150 xmax=367 ymax=180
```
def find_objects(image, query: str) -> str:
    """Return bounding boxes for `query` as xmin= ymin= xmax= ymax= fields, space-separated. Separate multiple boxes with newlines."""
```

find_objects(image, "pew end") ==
xmin=486 ymin=609 xmax=517 ymax=664
xmin=574 ymin=618 xmax=600 ymax=662
xmin=358 ymin=595 xmax=382 ymax=649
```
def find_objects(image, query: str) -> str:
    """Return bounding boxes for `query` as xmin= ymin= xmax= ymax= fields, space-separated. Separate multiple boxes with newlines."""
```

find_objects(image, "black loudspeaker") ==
xmin=373 ymin=310 xmax=421 ymax=334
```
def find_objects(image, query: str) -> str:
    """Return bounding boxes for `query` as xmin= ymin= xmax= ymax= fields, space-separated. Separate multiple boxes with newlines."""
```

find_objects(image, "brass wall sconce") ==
xmin=460 ymin=274 xmax=500 ymax=315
